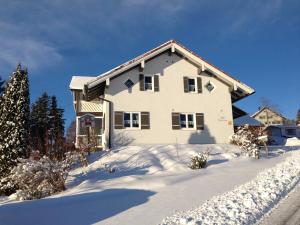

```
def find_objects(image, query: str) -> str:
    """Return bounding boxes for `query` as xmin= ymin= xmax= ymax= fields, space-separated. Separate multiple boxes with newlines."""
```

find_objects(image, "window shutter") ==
xmin=114 ymin=111 xmax=124 ymax=129
xmin=183 ymin=77 xmax=188 ymax=93
xmin=196 ymin=113 xmax=204 ymax=130
xmin=197 ymin=77 xmax=202 ymax=93
xmin=139 ymin=74 xmax=144 ymax=91
xmin=154 ymin=75 xmax=159 ymax=92
xmin=141 ymin=112 xmax=150 ymax=129
xmin=172 ymin=113 xmax=180 ymax=130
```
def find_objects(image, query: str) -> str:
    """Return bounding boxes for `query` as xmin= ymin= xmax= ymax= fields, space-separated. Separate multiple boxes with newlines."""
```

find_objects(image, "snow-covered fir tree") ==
xmin=0 ymin=64 xmax=30 ymax=194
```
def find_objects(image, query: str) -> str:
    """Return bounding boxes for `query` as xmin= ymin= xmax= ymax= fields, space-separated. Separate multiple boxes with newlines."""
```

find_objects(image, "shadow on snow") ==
xmin=0 ymin=188 xmax=156 ymax=225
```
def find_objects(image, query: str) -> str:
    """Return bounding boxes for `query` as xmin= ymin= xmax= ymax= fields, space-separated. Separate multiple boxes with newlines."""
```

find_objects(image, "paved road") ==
xmin=259 ymin=184 xmax=300 ymax=225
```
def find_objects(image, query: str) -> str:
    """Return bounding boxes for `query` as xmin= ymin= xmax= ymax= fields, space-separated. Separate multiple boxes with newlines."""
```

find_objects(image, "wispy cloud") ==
xmin=0 ymin=19 xmax=63 ymax=77
xmin=0 ymin=37 xmax=63 ymax=74
xmin=0 ymin=0 xmax=194 ymax=76
xmin=222 ymin=0 xmax=284 ymax=36
xmin=0 ymin=0 xmax=295 ymax=76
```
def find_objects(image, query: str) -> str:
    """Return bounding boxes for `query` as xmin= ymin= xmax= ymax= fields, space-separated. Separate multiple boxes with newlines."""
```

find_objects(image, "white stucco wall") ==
xmin=104 ymin=52 xmax=234 ymax=146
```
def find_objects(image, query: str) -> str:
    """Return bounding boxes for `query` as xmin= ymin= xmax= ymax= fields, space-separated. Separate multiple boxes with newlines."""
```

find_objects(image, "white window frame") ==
xmin=76 ymin=114 xmax=104 ymax=147
xmin=179 ymin=113 xmax=196 ymax=130
xmin=144 ymin=75 xmax=154 ymax=91
xmin=123 ymin=112 xmax=141 ymax=130
xmin=187 ymin=77 xmax=198 ymax=93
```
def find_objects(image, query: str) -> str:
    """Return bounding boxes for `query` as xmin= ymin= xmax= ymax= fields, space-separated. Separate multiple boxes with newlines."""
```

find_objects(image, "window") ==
xmin=286 ymin=129 xmax=296 ymax=136
xmin=144 ymin=76 xmax=153 ymax=91
xmin=188 ymin=78 xmax=196 ymax=92
xmin=180 ymin=113 xmax=195 ymax=129
xmin=180 ymin=114 xmax=186 ymax=128
xmin=124 ymin=113 xmax=131 ymax=128
xmin=94 ymin=118 xmax=103 ymax=135
xmin=124 ymin=79 xmax=134 ymax=89
xmin=187 ymin=114 xmax=194 ymax=128
xmin=205 ymin=81 xmax=215 ymax=92
xmin=124 ymin=112 xmax=140 ymax=129
xmin=77 ymin=114 xmax=103 ymax=147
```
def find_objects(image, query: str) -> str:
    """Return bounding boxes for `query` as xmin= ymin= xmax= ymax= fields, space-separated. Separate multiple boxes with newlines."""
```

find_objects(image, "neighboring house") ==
xmin=265 ymin=125 xmax=300 ymax=144
xmin=69 ymin=40 xmax=254 ymax=149
xmin=252 ymin=107 xmax=286 ymax=126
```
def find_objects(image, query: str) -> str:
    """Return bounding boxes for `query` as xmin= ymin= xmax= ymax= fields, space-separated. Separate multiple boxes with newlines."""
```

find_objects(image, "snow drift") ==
xmin=161 ymin=151 xmax=300 ymax=225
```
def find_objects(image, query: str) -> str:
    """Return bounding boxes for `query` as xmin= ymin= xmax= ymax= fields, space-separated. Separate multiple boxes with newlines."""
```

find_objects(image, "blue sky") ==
xmin=0 ymin=0 xmax=299 ymax=128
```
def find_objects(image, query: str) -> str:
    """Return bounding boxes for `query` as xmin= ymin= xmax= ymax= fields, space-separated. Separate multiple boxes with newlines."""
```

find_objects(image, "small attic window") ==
xmin=124 ymin=79 xmax=134 ymax=88
xmin=205 ymin=81 xmax=215 ymax=92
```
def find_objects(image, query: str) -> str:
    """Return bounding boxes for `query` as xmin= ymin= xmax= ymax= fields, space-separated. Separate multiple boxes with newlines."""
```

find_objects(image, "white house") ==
xmin=69 ymin=40 xmax=254 ymax=149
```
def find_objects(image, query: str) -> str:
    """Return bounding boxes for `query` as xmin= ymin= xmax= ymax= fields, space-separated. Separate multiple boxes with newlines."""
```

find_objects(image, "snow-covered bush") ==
xmin=189 ymin=152 xmax=209 ymax=169
xmin=0 ymin=151 xmax=80 ymax=200
xmin=230 ymin=125 xmax=260 ymax=159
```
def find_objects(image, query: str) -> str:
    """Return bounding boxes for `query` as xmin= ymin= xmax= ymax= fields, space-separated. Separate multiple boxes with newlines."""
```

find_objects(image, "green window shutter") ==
xmin=183 ymin=77 xmax=188 ymax=93
xmin=196 ymin=113 xmax=204 ymax=130
xmin=197 ymin=77 xmax=202 ymax=93
xmin=154 ymin=75 xmax=159 ymax=92
xmin=139 ymin=74 xmax=144 ymax=91
xmin=114 ymin=111 xmax=124 ymax=129
xmin=141 ymin=112 xmax=150 ymax=129
xmin=172 ymin=112 xmax=180 ymax=130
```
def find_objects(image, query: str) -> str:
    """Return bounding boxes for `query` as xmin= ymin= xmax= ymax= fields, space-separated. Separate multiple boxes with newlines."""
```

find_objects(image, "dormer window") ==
xmin=144 ymin=76 xmax=153 ymax=91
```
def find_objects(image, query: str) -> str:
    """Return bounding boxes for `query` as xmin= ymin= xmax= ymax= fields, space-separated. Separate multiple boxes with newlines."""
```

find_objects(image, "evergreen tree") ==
xmin=49 ymin=96 xmax=65 ymax=159
xmin=30 ymin=94 xmax=65 ymax=158
xmin=30 ymin=93 xmax=50 ymax=155
xmin=0 ymin=64 xmax=30 ymax=194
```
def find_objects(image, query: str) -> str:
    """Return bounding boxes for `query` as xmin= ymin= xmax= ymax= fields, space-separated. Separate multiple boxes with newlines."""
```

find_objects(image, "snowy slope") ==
xmin=0 ymin=144 xmax=299 ymax=225
xmin=161 ymin=150 xmax=300 ymax=225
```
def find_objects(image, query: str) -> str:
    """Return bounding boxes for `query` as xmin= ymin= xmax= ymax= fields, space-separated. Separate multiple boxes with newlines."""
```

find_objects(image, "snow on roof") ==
xmin=234 ymin=114 xmax=262 ymax=126
xmin=69 ymin=76 xmax=95 ymax=90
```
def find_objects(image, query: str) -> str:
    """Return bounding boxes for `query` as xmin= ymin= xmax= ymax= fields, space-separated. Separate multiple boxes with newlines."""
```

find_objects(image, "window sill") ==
xmin=185 ymin=92 xmax=199 ymax=94
xmin=179 ymin=128 xmax=197 ymax=131
xmin=123 ymin=127 xmax=141 ymax=130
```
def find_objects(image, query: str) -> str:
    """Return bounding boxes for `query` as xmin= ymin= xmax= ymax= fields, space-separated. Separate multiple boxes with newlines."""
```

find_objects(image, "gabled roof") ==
xmin=251 ymin=107 xmax=287 ymax=119
xmin=234 ymin=115 xmax=263 ymax=127
xmin=70 ymin=40 xmax=255 ymax=101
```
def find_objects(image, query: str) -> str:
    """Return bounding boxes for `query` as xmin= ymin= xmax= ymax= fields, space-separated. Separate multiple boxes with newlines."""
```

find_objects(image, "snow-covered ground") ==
xmin=161 ymin=150 xmax=300 ymax=225
xmin=0 ymin=143 xmax=300 ymax=225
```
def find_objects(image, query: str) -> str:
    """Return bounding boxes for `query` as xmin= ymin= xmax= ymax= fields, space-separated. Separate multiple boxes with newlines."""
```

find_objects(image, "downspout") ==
xmin=99 ymin=97 xmax=112 ymax=149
